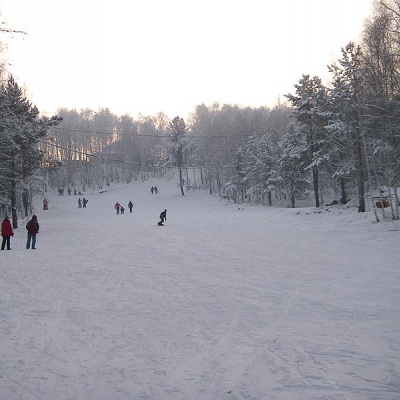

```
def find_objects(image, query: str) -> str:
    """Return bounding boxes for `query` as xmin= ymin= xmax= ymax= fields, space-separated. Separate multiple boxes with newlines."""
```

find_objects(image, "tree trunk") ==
xmin=11 ymin=180 xmax=18 ymax=229
xmin=312 ymin=166 xmax=320 ymax=207
xmin=355 ymin=131 xmax=366 ymax=212
xmin=339 ymin=177 xmax=347 ymax=204
xmin=179 ymin=167 xmax=185 ymax=196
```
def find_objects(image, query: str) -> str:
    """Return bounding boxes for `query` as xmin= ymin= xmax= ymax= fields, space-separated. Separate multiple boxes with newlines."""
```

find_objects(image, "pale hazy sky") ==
xmin=1 ymin=0 xmax=373 ymax=119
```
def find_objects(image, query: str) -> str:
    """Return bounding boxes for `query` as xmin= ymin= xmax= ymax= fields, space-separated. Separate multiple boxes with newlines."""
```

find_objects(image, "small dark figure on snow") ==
xmin=120 ymin=206 xmax=125 ymax=214
xmin=26 ymin=215 xmax=39 ymax=249
xmin=128 ymin=201 xmax=133 ymax=213
xmin=43 ymin=198 xmax=49 ymax=210
xmin=154 ymin=186 xmax=159 ymax=194
xmin=78 ymin=198 xmax=82 ymax=208
xmin=158 ymin=209 xmax=167 ymax=226
xmin=115 ymin=202 xmax=121 ymax=214
xmin=83 ymin=198 xmax=88 ymax=208
xmin=1 ymin=216 xmax=14 ymax=250
xmin=150 ymin=186 xmax=154 ymax=194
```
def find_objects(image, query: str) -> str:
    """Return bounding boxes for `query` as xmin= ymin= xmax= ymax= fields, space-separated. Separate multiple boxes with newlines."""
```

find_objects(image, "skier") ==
xmin=26 ymin=215 xmax=39 ymax=250
xmin=128 ymin=200 xmax=133 ymax=213
xmin=1 ymin=216 xmax=14 ymax=250
xmin=158 ymin=209 xmax=167 ymax=226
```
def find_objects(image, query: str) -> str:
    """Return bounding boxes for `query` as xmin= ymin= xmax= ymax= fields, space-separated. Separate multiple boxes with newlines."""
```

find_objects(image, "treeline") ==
xmin=40 ymin=103 xmax=291 ymax=195
xmin=1 ymin=1 xmax=400 ymax=223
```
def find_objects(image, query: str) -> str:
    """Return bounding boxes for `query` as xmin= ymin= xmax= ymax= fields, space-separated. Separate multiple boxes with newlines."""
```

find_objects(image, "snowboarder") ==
xmin=26 ymin=215 xmax=39 ymax=250
xmin=128 ymin=200 xmax=133 ymax=213
xmin=1 ymin=216 xmax=14 ymax=250
xmin=115 ymin=202 xmax=121 ymax=214
xmin=158 ymin=209 xmax=167 ymax=226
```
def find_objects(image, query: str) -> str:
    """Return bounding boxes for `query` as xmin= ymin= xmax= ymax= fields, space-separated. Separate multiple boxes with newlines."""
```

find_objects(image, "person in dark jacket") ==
xmin=26 ymin=215 xmax=39 ymax=249
xmin=1 ymin=216 xmax=14 ymax=250
xmin=128 ymin=201 xmax=133 ymax=213
xmin=158 ymin=209 xmax=167 ymax=226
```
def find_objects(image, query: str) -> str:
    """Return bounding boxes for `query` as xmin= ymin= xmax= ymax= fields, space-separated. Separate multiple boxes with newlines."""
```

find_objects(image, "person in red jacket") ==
xmin=1 ymin=216 xmax=14 ymax=250
xmin=26 ymin=215 xmax=39 ymax=250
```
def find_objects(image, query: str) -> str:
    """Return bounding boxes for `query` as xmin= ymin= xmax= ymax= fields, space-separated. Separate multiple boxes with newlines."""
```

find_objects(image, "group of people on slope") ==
xmin=1 ymin=215 xmax=40 ymax=251
xmin=1 ymin=191 xmax=169 ymax=251
xmin=114 ymin=201 xmax=167 ymax=226
xmin=78 ymin=198 xmax=88 ymax=208
xmin=150 ymin=186 xmax=159 ymax=194
xmin=114 ymin=201 xmax=133 ymax=214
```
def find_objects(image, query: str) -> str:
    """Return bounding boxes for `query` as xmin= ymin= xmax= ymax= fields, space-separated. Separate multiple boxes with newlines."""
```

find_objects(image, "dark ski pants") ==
xmin=1 ymin=236 xmax=11 ymax=250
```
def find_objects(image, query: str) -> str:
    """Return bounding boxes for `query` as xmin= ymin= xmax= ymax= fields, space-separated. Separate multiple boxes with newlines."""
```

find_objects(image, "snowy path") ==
xmin=1 ymin=180 xmax=399 ymax=399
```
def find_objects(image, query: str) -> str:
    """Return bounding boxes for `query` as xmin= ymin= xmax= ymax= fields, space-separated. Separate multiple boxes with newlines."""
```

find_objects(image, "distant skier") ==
xmin=115 ymin=202 xmax=121 ymax=214
xmin=158 ymin=209 xmax=167 ymax=226
xmin=128 ymin=201 xmax=133 ymax=213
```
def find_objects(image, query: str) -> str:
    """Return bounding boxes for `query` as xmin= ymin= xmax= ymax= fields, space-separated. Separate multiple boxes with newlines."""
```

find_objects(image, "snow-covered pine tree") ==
xmin=279 ymin=122 xmax=311 ymax=208
xmin=327 ymin=42 xmax=369 ymax=212
xmin=0 ymin=76 xmax=61 ymax=227
xmin=285 ymin=74 xmax=328 ymax=208
xmin=166 ymin=116 xmax=189 ymax=196
xmin=245 ymin=134 xmax=279 ymax=205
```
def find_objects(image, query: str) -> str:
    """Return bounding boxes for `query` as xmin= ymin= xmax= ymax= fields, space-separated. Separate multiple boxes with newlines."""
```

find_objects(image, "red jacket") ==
xmin=1 ymin=218 xmax=13 ymax=236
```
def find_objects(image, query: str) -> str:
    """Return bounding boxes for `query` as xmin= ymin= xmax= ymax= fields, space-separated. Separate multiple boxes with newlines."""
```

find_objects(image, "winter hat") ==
xmin=32 ymin=215 xmax=37 ymax=220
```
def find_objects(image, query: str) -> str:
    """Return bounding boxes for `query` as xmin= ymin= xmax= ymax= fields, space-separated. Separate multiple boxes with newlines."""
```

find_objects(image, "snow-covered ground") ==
xmin=1 ymin=179 xmax=399 ymax=400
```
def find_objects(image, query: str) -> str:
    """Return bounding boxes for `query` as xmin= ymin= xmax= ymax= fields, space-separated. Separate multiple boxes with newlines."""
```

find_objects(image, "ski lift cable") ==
xmin=50 ymin=126 xmax=230 ymax=138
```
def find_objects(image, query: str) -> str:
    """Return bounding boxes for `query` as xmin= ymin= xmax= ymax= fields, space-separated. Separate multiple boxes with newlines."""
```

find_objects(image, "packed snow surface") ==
xmin=1 ymin=180 xmax=399 ymax=400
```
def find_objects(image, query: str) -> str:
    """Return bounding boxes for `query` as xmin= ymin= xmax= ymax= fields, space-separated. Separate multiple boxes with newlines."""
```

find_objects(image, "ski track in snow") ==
xmin=0 ymin=179 xmax=399 ymax=400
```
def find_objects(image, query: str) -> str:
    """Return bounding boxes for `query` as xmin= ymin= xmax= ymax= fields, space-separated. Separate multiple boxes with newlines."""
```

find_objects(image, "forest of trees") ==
xmin=1 ymin=1 xmax=399 ymax=224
